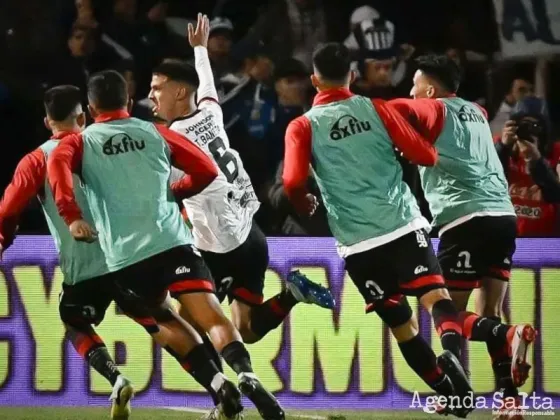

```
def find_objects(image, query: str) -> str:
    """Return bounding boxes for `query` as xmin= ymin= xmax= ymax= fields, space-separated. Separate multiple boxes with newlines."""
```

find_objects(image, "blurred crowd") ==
xmin=2 ymin=0 xmax=560 ymax=237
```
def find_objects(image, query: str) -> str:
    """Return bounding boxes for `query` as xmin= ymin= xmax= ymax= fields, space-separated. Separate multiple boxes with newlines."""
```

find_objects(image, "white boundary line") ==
xmin=165 ymin=406 xmax=328 ymax=419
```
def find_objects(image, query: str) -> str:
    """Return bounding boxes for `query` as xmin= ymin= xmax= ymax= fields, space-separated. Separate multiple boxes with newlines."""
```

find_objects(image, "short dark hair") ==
xmin=87 ymin=70 xmax=128 ymax=110
xmin=153 ymin=58 xmax=199 ymax=87
xmin=312 ymin=43 xmax=351 ymax=83
xmin=44 ymin=85 xmax=82 ymax=122
xmin=415 ymin=54 xmax=461 ymax=93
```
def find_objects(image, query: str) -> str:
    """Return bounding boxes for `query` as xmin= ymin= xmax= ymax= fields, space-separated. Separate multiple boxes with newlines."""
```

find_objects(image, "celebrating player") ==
xmin=46 ymin=70 xmax=284 ymax=420
xmin=283 ymin=43 xmax=535 ymax=418
xmin=148 ymin=15 xmax=334 ymax=417
xmin=0 ymin=85 xmax=246 ymax=420
xmin=389 ymin=54 xmax=536 ymax=415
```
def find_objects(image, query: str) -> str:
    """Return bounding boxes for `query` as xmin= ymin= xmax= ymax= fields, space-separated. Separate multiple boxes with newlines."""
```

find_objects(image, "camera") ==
xmin=515 ymin=120 xmax=542 ymax=143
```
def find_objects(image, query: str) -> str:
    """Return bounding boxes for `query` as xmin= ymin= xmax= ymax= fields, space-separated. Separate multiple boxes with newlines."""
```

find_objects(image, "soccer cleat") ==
xmin=199 ymin=406 xmax=244 ymax=420
xmin=436 ymin=351 xmax=474 ymax=419
xmin=286 ymin=270 xmax=335 ymax=309
xmin=216 ymin=378 xmax=244 ymax=419
xmin=109 ymin=375 xmax=134 ymax=420
xmin=493 ymin=395 xmax=525 ymax=420
xmin=509 ymin=324 xmax=536 ymax=388
xmin=238 ymin=373 xmax=285 ymax=420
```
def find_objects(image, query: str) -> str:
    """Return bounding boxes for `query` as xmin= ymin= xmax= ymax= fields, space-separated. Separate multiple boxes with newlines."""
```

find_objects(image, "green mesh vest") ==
xmin=306 ymin=95 xmax=422 ymax=246
xmin=80 ymin=118 xmax=193 ymax=271
xmin=39 ymin=140 xmax=110 ymax=284
xmin=419 ymin=97 xmax=515 ymax=228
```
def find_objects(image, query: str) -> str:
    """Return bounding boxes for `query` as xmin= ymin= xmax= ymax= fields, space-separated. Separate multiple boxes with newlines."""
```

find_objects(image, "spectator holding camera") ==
xmin=496 ymin=96 xmax=560 ymax=236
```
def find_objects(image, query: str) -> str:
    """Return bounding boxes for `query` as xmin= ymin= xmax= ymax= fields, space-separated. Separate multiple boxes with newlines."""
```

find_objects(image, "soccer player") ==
xmin=0 ymin=85 xmax=247 ymax=420
xmin=283 ymin=43 xmax=534 ymax=418
xmin=148 ymin=12 xmax=334 ymax=395
xmin=47 ymin=71 xmax=283 ymax=420
xmin=389 ymin=54 xmax=536 ymax=414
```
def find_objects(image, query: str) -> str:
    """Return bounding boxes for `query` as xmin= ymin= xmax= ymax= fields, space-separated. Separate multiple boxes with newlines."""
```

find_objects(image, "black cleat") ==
xmin=238 ymin=373 xmax=285 ymax=420
xmin=437 ymin=351 xmax=475 ymax=418
xmin=216 ymin=379 xmax=244 ymax=418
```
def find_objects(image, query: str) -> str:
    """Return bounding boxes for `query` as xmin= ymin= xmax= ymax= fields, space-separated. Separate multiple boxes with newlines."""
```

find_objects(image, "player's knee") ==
xmin=59 ymin=301 xmax=101 ymax=327
xmin=420 ymin=287 xmax=452 ymax=311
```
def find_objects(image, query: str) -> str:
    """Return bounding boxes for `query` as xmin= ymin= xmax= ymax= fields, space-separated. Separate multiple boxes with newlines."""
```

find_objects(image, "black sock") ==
xmin=165 ymin=344 xmax=222 ymax=406
xmin=88 ymin=346 xmax=121 ymax=386
xmin=460 ymin=312 xmax=510 ymax=344
xmin=202 ymin=334 xmax=223 ymax=373
xmin=485 ymin=317 xmax=517 ymax=398
xmin=399 ymin=335 xmax=452 ymax=395
xmin=221 ymin=341 xmax=253 ymax=375
xmin=432 ymin=299 xmax=463 ymax=361
xmin=250 ymin=289 xmax=297 ymax=338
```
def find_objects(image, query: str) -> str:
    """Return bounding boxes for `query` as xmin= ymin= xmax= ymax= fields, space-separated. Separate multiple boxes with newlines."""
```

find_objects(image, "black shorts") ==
xmin=344 ymin=229 xmax=444 ymax=314
xmin=201 ymin=222 xmax=269 ymax=306
xmin=111 ymin=245 xmax=214 ymax=322
xmin=438 ymin=215 xmax=517 ymax=291
xmin=59 ymin=275 xmax=115 ymax=327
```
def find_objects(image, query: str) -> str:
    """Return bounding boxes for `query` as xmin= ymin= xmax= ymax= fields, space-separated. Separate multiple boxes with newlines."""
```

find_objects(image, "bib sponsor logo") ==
xmin=175 ymin=266 xmax=190 ymax=275
xmin=414 ymin=265 xmax=428 ymax=275
xmin=329 ymin=114 xmax=372 ymax=140
xmin=458 ymin=105 xmax=486 ymax=123
xmin=103 ymin=133 xmax=145 ymax=155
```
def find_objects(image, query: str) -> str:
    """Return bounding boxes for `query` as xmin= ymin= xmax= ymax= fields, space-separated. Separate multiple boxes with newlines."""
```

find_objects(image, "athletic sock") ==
xmin=399 ymin=334 xmax=453 ymax=395
xmin=459 ymin=312 xmax=511 ymax=344
xmin=221 ymin=341 xmax=254 ymax=375
xmin=249 ymin=289 xmax=298 ymax=338
xmin=431 ymin=299 xmax=463 ymax=361
xmin=202 ymin=334 xmax=223 ymax=373
xmin=485 ymin=317 xmax=518 ymax=398
xmin=165 ymin=344 xmax=224 ymax=405
xmin=67 ymin=324 xmax=121 ymax=385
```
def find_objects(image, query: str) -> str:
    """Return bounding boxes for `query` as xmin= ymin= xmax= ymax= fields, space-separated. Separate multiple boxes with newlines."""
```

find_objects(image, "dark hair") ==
xmin=87 ymin=70 xmax=128 ymax=110
xmin=153 ymin=58 xmax=199 ymax=87
xmin=312 ymin=43 xmax=351 ymax=83
xmin=415 ymin=54 xmax=461 ymax=93
xmin=44 ymin=85 xmax=82 ymax=122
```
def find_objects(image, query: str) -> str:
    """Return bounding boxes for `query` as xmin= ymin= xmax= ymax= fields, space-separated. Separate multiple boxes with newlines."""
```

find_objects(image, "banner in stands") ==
xmin=0 ymin=236 xmax=558 ymax=410
xmin=494 ymin=0 xmax=560 ymax=58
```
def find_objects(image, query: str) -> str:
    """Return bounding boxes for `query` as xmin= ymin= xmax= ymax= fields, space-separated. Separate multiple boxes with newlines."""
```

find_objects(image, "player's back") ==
xmin=39 ymin=140 xmax=110 ymax=284
xmin=420 ymin=97 xmax=515 ymax=227
xmin=306 ymin=95 xmax=422 ymax=246
xmin=170 ymin=101 xmax=259 ymax=253
xmin=80 ymin=117 xmax=192 ymax=270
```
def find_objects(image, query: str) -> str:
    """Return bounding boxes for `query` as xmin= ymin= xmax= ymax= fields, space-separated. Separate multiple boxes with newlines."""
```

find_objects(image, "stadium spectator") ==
xmin=495 ymin=96 xmax=560 ymax=237
xmin=490 ymin=75 xmax=533 ymax=136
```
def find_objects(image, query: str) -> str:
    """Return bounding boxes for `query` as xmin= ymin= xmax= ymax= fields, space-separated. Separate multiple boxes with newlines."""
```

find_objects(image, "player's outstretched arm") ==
xmin=388 ymin=98 xmax=446 ymax=145
xmin=188 ymin=13 xmax=219 ymax=104
xmin=374 ymin=99 xmax=439 ymax=166
xmin=156 ymin=125 xmax=218 ymax=198
xmin=0 ymin=149 xmax=46 ymax=253
xmin=46 ymin=134 xmax=84 ymax=225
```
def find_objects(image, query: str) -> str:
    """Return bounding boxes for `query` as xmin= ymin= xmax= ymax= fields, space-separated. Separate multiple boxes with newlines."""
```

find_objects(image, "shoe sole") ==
xmin=111 ymin=384 xmax=134 ymax=420
xmin=287 ymin=277 xmax=334 ymax=309
xmin=239 ymin=379 xmax=284 ymax=420
xmin=219 ymin=381 xmax=244 ymax=418
xmin=437 ymin=351 xmax=474 ymax=419
xmin=511 ymin=324 xmax=536 ymax=387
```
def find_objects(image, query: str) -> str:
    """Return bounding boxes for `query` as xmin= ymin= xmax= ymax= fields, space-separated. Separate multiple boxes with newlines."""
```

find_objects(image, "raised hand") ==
xmin=188 ymin=13 xmax=210 ymax=48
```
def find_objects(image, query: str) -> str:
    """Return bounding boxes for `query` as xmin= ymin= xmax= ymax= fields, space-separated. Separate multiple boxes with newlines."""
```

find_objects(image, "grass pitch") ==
xmin=0 ymin=407 xmax=495 ymax=419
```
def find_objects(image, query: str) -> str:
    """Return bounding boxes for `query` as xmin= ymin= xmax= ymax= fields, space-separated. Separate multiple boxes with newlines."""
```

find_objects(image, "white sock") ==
xmin=210 ymin=372 xmax=227 ymax=393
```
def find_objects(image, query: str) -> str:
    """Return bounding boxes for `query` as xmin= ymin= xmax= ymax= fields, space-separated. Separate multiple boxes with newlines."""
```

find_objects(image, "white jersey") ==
xmin=170 ymin=46 xmax=259 ymax=253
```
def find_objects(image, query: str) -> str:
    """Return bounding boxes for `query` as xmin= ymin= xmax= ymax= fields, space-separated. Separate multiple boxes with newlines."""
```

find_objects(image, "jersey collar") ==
xmin=94 ymin=110 xmax=130 ymax=123
xmin=313 ymin=88 xmax=354 ymax=106
xmin=50 ymin=131 xmax=79 ymax=140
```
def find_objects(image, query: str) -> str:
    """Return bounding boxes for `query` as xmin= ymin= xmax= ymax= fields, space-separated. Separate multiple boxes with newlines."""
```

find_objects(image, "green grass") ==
xmin=0 ymin=407 xmax=495 ymax=420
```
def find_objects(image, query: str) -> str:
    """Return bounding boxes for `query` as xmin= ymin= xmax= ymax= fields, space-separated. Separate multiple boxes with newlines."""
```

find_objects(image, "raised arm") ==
xmin=47 ymin=134 xmax=84 ymax=225
xmin=375 ymin=99 xmax=439 ymax=166
xmin=188 ymin=13 xmax=219 ymax=105
xmin=155 ymin=125 xmax=218 ymax=198
xmin=0 ymin=149 xmax=47 ymax=250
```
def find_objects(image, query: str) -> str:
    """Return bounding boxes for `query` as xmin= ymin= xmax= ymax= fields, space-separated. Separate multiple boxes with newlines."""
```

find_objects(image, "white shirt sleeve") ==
xmin=194 ymin=46 xmax=219 ymax=103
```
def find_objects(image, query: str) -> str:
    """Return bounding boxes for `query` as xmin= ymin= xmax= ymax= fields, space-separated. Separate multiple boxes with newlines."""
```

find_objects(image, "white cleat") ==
xmin=110 ymin=375 xmax=135 ymax=420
